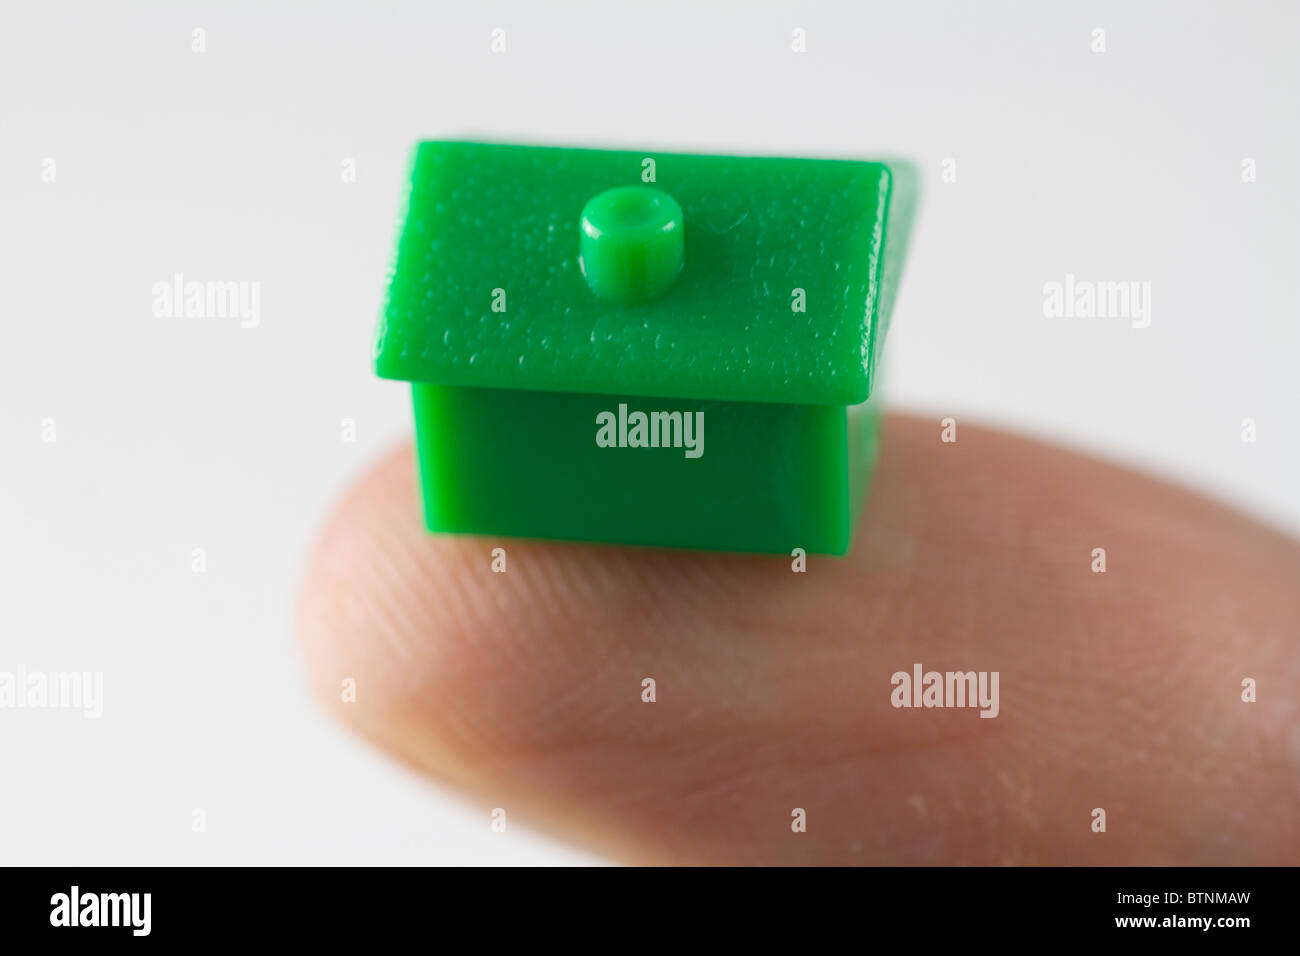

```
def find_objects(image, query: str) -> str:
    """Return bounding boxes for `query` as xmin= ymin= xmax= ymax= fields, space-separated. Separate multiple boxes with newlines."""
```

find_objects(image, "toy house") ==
xmin=374 ymin=141 xmax=916 ymax=554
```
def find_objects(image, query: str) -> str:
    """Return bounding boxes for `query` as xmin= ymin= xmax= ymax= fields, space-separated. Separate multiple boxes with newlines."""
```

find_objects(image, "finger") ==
xmin=298 ymin=413 xmax=1300 ymax=864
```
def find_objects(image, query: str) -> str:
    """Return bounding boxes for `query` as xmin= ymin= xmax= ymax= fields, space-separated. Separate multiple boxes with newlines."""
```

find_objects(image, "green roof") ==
xmin=375 ymin=141 xmax=916 ymax=406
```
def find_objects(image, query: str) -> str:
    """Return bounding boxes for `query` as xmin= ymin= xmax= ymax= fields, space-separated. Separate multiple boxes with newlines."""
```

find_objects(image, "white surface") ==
xmin=1 ymin=1 xmax=1296 ymax=865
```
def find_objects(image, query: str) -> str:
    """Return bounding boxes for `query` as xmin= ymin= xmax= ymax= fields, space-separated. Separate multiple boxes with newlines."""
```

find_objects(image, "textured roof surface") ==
xmin=375 ymin=141 xmax=914 ymax=406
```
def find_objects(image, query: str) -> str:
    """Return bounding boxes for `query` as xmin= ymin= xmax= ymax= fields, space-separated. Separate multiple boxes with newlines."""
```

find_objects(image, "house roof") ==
xmin=375 ymin=141 xmax=915 ymax=406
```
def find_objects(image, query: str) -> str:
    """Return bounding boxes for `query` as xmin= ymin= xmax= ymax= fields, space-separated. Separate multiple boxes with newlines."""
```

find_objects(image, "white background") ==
xmin=1 ymin=1 xmax=1296 ymax=865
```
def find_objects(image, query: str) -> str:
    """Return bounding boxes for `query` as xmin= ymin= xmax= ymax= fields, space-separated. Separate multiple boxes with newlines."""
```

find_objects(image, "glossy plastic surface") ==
xmin=579 ymin=186 xmax=685 ymax=305
xmin=412 ymin=384 xmax=880 ymax=555
xmin=375 ymin=141 xmax=915 ymax=407
xmin=377 ymin=141 xmax=915 ymax=554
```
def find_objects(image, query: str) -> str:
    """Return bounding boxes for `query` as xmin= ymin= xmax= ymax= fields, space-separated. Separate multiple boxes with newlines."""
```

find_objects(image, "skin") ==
xmin=297 ymin=414 xmax=1300 ymax=865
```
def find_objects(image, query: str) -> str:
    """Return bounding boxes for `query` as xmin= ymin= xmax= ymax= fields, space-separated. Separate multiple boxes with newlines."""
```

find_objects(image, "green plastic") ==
xmin=376 ymin=141 xmax=916 ymax=555
xmin=579 ymin=186 xmax=685 ymax=305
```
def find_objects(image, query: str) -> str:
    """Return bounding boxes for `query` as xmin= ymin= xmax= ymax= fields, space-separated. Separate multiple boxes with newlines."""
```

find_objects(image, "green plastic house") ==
xmin=374 ymin=141 xmax=916 ymax=555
